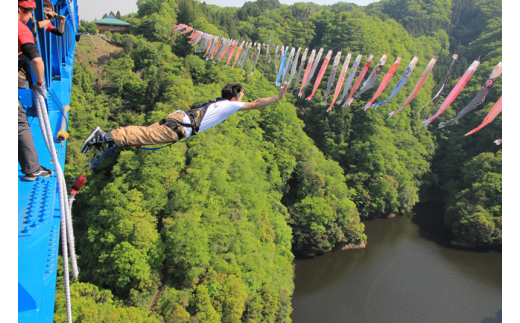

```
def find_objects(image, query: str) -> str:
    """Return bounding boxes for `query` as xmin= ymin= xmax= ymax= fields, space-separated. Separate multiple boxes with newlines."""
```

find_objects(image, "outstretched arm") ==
xmin=239 ymin=84 xmax=289 ymax=111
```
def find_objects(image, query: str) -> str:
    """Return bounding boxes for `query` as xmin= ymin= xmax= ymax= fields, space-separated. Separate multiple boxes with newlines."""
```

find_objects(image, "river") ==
xmin=291 ymin=201 xmax=502 ymax=323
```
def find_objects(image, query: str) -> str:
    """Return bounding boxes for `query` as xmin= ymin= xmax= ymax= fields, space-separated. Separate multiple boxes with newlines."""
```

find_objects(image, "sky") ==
xmin=79 ymin=0 xmax=379 ymax=21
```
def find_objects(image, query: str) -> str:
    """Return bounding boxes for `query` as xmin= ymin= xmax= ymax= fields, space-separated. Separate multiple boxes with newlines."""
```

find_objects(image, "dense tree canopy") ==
xmin=59 ymin=0 xmax=501 ymax=321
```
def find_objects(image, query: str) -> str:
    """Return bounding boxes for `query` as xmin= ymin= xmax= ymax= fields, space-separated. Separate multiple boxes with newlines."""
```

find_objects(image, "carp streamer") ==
xmin=327 ymin=53 xmax=351 ymax=112
xmin=388 ymin=57 xmax=436 ymax=117
xmin=240 ymin=43 xmax=252 ymax=74
xmin=306 ymin=50 xmax=333 ymax=100
xmin=322 ymin=51 xmax=342 ymax=105
xmin=418 ymin=54 xmax=459 ymax=117
xmin=292 ymin=48 xmax=309 ymax=94
xmin=423 ymin=59 xmax=481 ymax=126
xmin=260 ymin=40 xmax=271 ymax=80
xmin=251 ymin=42 xmax=262 ymax=75
xmin=348 ymin=54 xmax=387 ymax=106
xmin=465 ymin=97 xmax=502 ymax=136
xmin=276 ymin=47 xmax=288 ymax=87
xmin=298 ymin=49 xmax=317 ymax=97
xmin=343 ymin=54 xmax=374 ymax=107
xmin=300 ymin=47 xmax=324 ymax=97
xmin=372 ymin=56 xmax=419 ymax=109
xmin=337 ymin=54 xmax=362 ymax=105
xmin=287 ymin=47 xmax=302 ymax=86
xmin=282 ymin=47 xmax=296 ymax=86
xmin=439 ymin=61 xmax=502 ymax=128
xmin=365 ymin=57 xmax=402 ymax=111
xmin=274 ymin=45 xmax=280 ymax=74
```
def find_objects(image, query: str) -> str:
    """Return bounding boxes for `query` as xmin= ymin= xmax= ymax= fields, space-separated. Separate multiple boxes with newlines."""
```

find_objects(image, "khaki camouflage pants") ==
xmin=109 ymin=112 xmax=186 ymax=146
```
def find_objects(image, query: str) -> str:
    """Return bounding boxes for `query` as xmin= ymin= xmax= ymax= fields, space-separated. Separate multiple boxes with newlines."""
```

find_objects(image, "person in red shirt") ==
xmin=18 ymin=0 xmax=53 ymax=180
xmin=37 ymin=0 xmax=65 ymax=36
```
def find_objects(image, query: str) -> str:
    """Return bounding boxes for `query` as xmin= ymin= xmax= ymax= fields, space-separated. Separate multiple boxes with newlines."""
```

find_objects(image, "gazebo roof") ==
xmin=94 ymin=17 xmax=130 ymax=26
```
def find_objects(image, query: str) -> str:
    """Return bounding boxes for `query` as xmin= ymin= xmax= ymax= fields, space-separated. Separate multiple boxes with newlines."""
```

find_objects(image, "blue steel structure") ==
xmin=18 ymin=1 xmax=79 ymax=322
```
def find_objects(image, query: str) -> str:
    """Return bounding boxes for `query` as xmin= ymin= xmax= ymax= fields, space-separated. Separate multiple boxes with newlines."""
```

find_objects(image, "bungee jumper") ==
xmin=371 ymin=56 xmax=419 ymax=109
xmin=306 ymin=49 xmax=333 ymax=101
xmin=465 ymin=96 xmax=502 ymax=136
xmin=423 ymin=59 xmax=480 ymax=126
xmin=343 ymin=54 xmax=374 ymax=107
xmin=388 ymin=57 xmax=436 ymax=117
xmin=366 ymin=57 xmax=402 ymax=111
xmin=418 ymin=54 xmax=458 ymax=117
xmin=321 ymin=51 xmax=342 ymax=105
xmin=337 ymin=54 xmax=362 ymax=105
xmin=347 ymin=54 xmax=387 ymax=106
xmin=327 ymin=53 xmax=351 ymax=112
xmin=80 ymin=84 xmax=289 ymax=154
xmin=439 ymin=61 xmax=502 ymax=128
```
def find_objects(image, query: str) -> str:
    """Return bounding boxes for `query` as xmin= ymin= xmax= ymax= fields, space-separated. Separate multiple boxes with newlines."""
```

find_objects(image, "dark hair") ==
xmin=221 ymin=83 xmax=243 ymax=100
xmin=43 ymin=0 xmax=53 ymax=8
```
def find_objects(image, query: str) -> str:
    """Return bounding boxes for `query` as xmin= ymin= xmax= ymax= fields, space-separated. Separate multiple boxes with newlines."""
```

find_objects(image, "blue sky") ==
xmin=80 ymin=0 xmax=379 ymax=21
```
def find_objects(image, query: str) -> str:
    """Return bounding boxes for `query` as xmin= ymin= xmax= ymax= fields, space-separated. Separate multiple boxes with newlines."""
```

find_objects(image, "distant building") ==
xmin=94 ymin=14 xmax=130 ymax=34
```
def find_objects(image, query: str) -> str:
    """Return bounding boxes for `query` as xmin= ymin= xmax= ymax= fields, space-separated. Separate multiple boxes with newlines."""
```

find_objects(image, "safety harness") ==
xmin=158 ymin=97 xmax=229 ymax=140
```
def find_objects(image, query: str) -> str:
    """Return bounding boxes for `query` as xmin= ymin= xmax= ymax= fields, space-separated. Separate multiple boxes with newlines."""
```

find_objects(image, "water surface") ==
xmin=291 ymin=202 xmax=502 ymax=323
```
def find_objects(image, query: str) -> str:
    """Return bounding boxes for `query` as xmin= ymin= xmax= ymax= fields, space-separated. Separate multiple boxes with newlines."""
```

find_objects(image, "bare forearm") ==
xmin=239 ymin=85 xmax=288 ymax=111
xmin=59 ymin=21 xmax=65 ymax=34
xmin=30 ymin=58 xmax=45 ymax=83
xmin=38 ymin=19 xmax=51 ymax=29
xmin=251 ymin=96 xmax=279 ymax=109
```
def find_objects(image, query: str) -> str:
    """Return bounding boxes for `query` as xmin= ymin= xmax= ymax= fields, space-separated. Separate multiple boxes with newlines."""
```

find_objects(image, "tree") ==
xmin=116 ymin=10 xmax=122 ymax=19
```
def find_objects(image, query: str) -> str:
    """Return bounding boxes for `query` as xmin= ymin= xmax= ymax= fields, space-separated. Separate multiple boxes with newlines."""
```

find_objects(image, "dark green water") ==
xmin=291 ymin=202 xmax=502 ymax=323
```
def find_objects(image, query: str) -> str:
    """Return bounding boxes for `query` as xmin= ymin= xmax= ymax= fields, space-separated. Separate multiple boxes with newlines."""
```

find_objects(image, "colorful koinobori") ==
xmin=173 ymin=24 xmax=502 ymax=139
xmin=366 ymin=56 xmax=401 ymax=111
xmin=438 ymin=61 xmax=502 ymax=128
xmin=327 ymin=53 xmax=351 ymax=112
xmin=418 ymin=54 xmax=459 ymax=118
xmin=348 ymin=54 xmax=387 ymax=106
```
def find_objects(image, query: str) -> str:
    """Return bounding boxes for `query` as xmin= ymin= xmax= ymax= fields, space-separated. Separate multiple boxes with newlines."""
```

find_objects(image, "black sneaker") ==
xmin=80 ymin=127 xmax=107 ymax=154
xmin=23 ymin=166 xmax=53 ymax=181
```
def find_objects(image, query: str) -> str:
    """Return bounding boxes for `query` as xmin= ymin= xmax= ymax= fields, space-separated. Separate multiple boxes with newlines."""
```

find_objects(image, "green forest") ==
xmin=55 ymin=0 xmax=501 ymax=321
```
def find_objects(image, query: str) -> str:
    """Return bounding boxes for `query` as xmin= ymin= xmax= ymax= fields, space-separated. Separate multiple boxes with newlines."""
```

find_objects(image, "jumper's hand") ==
xmin=276 ymin=84 xmax=289 ymax=101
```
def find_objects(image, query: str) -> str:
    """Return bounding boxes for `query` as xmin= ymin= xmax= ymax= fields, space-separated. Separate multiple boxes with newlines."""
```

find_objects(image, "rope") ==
xmin=138 ymin=143 xmax=175 ymax=150
xmin=90 ymin=145 xmax=117 ymax=169
xmin=36 ymin=93 xmax=79 ymax=279
xmin=34 ymin=90 xmax=73 ymax=323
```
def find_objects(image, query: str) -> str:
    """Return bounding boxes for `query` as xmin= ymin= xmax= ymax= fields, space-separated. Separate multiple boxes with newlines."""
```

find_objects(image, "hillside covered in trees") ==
xmin=55 ymin=0 xmax=501 ymax=321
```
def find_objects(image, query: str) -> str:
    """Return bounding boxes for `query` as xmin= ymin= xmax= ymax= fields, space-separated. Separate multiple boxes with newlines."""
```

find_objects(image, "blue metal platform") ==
xmin=18 ymin=1 xmax=79 ymax=322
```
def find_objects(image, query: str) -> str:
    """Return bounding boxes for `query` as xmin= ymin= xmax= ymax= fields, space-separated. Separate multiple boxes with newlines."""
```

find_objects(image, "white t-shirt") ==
xmin=177 ymin=100 xmax=245 ymax=138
